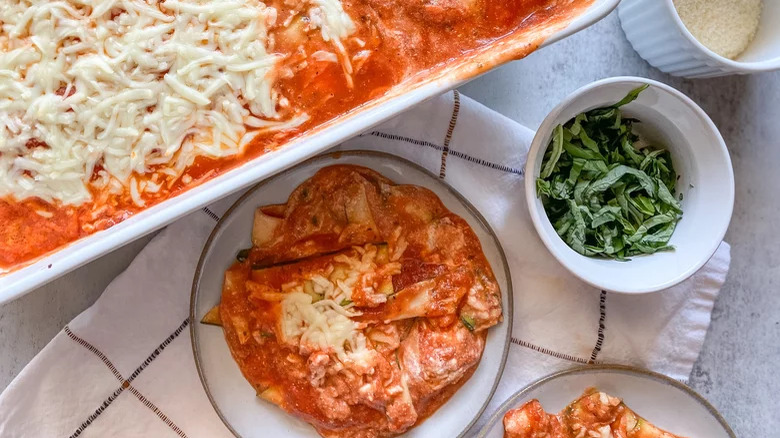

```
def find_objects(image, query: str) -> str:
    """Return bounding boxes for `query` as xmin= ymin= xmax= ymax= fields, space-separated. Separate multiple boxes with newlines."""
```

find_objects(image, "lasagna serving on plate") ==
xmin=503 ymin=388 xmax=685 ymax=438
xmin=0 ymin=0 xmax=592 ymax=271
xmin=202 ymin=164 xmax=503 ymax=437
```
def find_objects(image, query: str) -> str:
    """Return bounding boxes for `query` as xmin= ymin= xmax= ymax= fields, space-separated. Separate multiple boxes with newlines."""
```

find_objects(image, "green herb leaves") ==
xmin=536 ymin=86 xmax=682 ymax=260
xmin=611 ymin=83 xmax=648 ymax=108
xmin=460 ymin=314 xmax=476 ymax=331
xmin=541 ymin=125 xmax=564 ymax=178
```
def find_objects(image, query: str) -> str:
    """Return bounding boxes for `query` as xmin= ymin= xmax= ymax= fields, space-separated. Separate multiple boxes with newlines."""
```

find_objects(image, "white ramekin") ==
xmin=618 ymin=0 xmax=780 ymax=78
xmin=525 ymin=77 xmax=734 ymax=294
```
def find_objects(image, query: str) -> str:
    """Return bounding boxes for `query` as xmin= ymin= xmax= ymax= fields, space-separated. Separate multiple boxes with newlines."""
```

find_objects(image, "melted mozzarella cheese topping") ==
xmin=0 ymin=0 xmax=355 ymax=206
xmin=278 ymin=244 xmax=398 ymax=363
xmin=280 ymin=292 xmax=368 ymax=363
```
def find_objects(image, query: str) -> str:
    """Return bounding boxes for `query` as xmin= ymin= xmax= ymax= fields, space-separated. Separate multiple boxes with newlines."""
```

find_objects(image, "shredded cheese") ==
xmin=0 ymin=0 xmax=355 ymax=206
xmin=277 ymin=244 xmax=399 ymax=363
xmin=674 ymin=0 xmax=763 ymax=60
xmin=280 ymin=292 xmax=368 ymax=362
xmin=309 ymin=0 xmax=356 ymax=86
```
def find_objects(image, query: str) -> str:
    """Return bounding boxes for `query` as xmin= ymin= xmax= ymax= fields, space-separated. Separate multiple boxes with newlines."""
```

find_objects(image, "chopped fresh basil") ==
xmin=536 ymin=85 xmax=682 ymax=260
xmin=460 ymin=314 xmax=476 ymax=331
xmin=611 ymin=84 xmax=649 ymax=108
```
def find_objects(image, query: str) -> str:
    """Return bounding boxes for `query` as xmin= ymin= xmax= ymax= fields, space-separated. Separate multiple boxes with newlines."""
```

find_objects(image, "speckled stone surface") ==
xmin=0 ymin=11 xmax=777 ymax=437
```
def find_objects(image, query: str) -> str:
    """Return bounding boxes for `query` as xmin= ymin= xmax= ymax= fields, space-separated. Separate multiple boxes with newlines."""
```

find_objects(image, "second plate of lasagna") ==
xmin=477 ymin=365 xmax=735 ymax=438
xmin=190 ymin=150 xmax=513 ymax=437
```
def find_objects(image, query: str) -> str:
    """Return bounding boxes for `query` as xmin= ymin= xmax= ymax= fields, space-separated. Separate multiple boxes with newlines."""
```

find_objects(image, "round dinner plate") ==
xmin=478 ymin=365 xmax=735 ymax=438
xmin=190 ymin=150 xmax=513 ymax=438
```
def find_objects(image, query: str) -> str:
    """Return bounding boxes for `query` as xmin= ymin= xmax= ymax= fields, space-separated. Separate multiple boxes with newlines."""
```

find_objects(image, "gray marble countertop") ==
xmin=1 ymin=11 xmax=777 ymax=437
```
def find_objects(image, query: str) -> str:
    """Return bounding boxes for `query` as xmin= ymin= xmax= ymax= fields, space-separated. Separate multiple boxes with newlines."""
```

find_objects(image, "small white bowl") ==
xmin=525 ymin=77 xmax=734 ymax=294
xmin=618 ymin=0 xmax=780 ymax=77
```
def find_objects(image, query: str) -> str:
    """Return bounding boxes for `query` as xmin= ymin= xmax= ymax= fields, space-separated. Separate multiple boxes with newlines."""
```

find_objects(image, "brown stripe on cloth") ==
xmin=361 ymin=131 xmax=443 ymax=151
xmin=126 ymin=318 xmax=189 ymax=383
xmin=511 ymin=337 xmax=595 ymax=365
xmin=127 ymin=385 xmax=189 ymax=438
xmin=68 ymin=386 xmax=126 ymax=438
xmin=202 ymin=207 xmax=220 ymax=222
xmin=64 ymin=325 xmax=124 ymax=383
xmin=589 ymin=290 xmax=608 ymax=364
xmin=362 ymin=131 xmax=524 ymax=176
xmin=64 ymin=319 xmax=190 ymax=437
xmin=439 ymin=90 xmax=461 ymax=179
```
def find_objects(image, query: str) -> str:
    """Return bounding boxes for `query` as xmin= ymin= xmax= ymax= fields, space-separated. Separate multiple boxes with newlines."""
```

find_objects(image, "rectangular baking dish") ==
xmin=0 ymin=0 xmax=619 ymax=304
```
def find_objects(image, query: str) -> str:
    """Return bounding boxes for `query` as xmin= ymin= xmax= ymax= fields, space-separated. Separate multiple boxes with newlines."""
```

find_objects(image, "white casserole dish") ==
xmin=0 ymin=0 xmax=619 ymax=304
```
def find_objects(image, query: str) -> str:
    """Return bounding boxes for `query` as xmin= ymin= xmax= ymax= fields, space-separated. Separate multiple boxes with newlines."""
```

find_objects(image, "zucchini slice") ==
xmin=200 ymin=305 xmax=222 ymax=327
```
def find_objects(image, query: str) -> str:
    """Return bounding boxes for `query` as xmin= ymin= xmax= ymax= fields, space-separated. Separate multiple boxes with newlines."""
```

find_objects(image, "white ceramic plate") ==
xmin=478 ymin=365 xmax=735 ymax=438
xmin=190 ymin=150 xmax=513 ymax=438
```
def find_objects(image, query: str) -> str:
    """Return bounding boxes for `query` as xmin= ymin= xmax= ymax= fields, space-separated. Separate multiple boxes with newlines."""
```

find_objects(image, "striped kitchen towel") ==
xmin=0 ymin=91 xmax=731 ymax=437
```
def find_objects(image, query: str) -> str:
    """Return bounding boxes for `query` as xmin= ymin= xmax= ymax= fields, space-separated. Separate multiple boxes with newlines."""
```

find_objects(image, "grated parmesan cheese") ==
xmin=674 ymin=0 xmax=763 ymax=60
xmin=0 ymin=0 xmax=355 ymax=207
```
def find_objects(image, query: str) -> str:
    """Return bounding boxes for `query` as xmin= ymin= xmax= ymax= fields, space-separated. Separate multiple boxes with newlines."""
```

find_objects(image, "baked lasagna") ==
xmin=204 ymin=164 xmax=503 ymax=437
xmin=503 ymin=388 xmax=685 ymax=438
xmin=0 ymin=0 xmax=592 ymax=270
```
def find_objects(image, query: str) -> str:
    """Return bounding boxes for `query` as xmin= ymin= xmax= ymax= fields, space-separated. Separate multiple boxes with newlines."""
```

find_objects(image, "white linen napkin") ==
xmin=0 ymin=91 xmax=731 ymax=438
